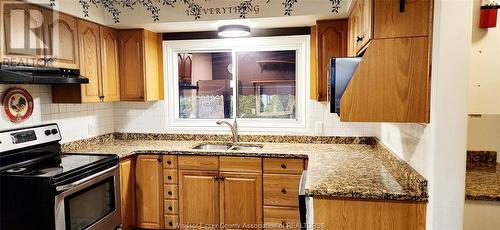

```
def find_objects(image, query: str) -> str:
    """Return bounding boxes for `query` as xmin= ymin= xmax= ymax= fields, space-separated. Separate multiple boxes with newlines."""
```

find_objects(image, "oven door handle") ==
xmin=55 ymin=165 xmax=118 ymax=192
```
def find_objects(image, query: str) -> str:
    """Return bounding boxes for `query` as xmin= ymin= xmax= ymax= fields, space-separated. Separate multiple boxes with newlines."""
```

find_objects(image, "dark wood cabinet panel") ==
xmin=315 ymin=19 xmax=348 ymax=101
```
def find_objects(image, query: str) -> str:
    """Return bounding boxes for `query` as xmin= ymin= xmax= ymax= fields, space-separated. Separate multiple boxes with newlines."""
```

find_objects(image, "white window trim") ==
xmin=163 ymin=35 xmax=310 ymax=134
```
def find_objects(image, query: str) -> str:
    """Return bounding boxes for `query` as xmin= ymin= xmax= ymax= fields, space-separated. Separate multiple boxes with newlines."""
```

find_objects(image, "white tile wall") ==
xmin=112 ymin=99 xmax=377 ymax=136
xmin=0 ymin=84 xmax=114 ymax=143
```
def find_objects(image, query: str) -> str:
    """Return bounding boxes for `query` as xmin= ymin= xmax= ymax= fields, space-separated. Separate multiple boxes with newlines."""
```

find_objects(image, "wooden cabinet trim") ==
xmin=219 ymin=156 xmax=262 ymax=173
xmin=178 ymin=156 xmax=219 ymax=171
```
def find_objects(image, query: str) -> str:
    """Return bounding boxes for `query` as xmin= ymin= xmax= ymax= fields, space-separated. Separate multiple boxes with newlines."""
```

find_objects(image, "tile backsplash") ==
xmin=1 ymin=85 xmax=376 ymax=142
xmin=0 ymin=84 xmax=114 ymax=143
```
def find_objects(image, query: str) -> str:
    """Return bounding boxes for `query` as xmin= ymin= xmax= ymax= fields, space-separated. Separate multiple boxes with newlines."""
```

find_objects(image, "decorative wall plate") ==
xmin=2 ymin=88 xmax=34 ymax=123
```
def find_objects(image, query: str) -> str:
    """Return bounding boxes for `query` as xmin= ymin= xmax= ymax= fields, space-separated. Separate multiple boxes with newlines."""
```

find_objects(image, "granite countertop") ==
xmin=465 ymin=151 xmax=500 ymax=201
xmin=63 ymin=134 xmax=428 ymax=201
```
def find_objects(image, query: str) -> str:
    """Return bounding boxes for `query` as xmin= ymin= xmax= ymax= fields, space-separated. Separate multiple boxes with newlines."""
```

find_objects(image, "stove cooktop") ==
xmin=0 ymin=154 xmax=113 ymax=177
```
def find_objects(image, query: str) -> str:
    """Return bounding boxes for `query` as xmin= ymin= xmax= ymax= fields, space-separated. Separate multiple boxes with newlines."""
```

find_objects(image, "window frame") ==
xmin=163 ymin=35 xmax=310 ymax=133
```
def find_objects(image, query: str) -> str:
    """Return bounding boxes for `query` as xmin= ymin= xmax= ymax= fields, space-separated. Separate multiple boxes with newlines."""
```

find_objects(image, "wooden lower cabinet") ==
xmin=314 ymin=197 xmax=427 ymax=230
xmin=136 ymin=155 xmax=164 ymax=229
xmin=119 ymin=157 xmax=136 ymax=230
xmin=178 ymin=170 xmax=219 ymax=229
xmin=219 ymin=172 xmax=262 ymax=228
xmin=263 ymin=206 xmax=300 ymax=230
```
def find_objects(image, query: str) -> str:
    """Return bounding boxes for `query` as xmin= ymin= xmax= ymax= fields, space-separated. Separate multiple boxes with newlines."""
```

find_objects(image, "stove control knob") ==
xmin=51 ymin=129 xmax=58 ymax=135
xmin=45 ymin=130 xmax=52 ymax=136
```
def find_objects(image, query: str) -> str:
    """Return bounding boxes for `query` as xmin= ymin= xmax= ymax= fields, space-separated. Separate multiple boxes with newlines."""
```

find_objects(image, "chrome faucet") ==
xmin=216 ymin=119 xmax=239 ymax=143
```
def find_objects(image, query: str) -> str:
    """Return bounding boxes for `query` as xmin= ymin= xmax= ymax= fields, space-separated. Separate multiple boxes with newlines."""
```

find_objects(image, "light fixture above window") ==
xmin=217 ymin=25 xmax=251 ymax=37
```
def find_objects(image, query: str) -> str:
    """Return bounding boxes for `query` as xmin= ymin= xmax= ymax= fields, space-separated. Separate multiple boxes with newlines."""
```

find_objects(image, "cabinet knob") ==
xmin=281 ymin=163 xmax=287 ymax=169
xmin=157 ymin=158 xmax=162 ymax=162
xmin=356 ymin=35 xmax=365 ymax=43
xmin=167 ymin=176 xmax=172 ymax=180
xmin=168 ymin=206 xmax=173 ymax=211
xmin=168 ymin=221 xmax=173 ymax=226
xmin=281 ymin=221 xmax=287 ymax=227
xmin=168 ymin=191 xmax=173 ymax=195
xmin=281 ymin=189 xmax=287 ymax=194
xmin=140 ymin=95 xmax=144 ymax=100
xmin=167 ymin=160 xmax=172 ymax=165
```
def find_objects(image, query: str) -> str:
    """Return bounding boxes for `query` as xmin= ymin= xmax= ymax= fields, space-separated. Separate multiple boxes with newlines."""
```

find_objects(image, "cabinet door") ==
xmin=136 ymin=155 xmax=164 ymax=229
xmin=119 ymin=30 xmax=145 ymax=101
xmin=373 ymin=0 xmax=431 ymax=38
xmin=219 ymin=172 xmax=262 ymax=228
xmin=355 ymin=0 xmax=372 ymax=52
xmin=316 ymin=19 xmax=348 ymax=101
xmin=100 ymin=26 xmax=120 ymax=102
xmin=43 ymin=11 xmax=79 ymax=69
xmin=119 ymin=157 xmax=136 ymax=230
xmin=3 ymin=4 xmax=45 ymax=62
xmin=77 ymin=20 xmax=102 ymax=103
xmin=179 ymin=170 xmax=219 ymax=229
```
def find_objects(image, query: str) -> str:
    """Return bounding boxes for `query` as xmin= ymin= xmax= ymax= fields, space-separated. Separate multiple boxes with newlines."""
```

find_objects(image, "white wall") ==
xmin=464 ymin=201 xmax=500 ymax=230
xmin=468 ymin=115 xmax=500 ymax=162
xmin=375 ymin=1 xmax=472 ymax=229
xmin=468 ymin=0 xmax=500 ymax=115
xmin=0 ymin=85 xmax=114 ymax=143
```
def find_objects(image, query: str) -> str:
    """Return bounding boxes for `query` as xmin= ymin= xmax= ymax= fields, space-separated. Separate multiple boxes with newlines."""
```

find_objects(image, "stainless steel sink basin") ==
xmin=192 ymin=143 xmax=231 ymax=150
xmin=229 ymin=145 xmax=263 ymax=151
xmin=192 ymin=143 xmax=263 ymax=151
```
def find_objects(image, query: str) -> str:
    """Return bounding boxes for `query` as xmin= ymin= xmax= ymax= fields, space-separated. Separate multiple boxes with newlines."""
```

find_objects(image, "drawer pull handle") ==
xmin=168 ymin=221 xmax=173 ymax=226
xmin=168 ymin=191 xmax=173 ymax=195
xmin=168 ymin=206 xmax=173 ymax=211
xmin=281 ymin=221 xmax=287 ymax=226
xmin=281 ymin=189 xmax=287 ymax=194
xmin=281 ymin=164 xmax=287 ymax=169
xmin=167 ymin=160 xmax=172 ymax=165
xmin=167 ymin=176 xmax=172 ymax=180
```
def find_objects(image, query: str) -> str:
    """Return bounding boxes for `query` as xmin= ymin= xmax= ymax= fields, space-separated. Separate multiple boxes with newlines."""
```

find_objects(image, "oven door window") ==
xmin=64 ymin=177 xmax=116 ymax=230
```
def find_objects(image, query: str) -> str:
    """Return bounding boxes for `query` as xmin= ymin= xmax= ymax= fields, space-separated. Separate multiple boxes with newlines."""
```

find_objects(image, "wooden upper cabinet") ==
xmin=2 ymin=3 xmax=45 ymax=61
xmin=373 ymin=0 xmax=432 ymax=39
xmin=100 ymin=26 xmax=120 ymax=102
xmin=52 ymin=20 xmax=121 ymax=103
xmin=77 ymin=19 xmax=102 ymax=103
xmin=315 ymin=19 xmax=348 ymax=101
xmin=118 ymin=29 xmax=163 ymax=101
xmin=119 ymin=157 xmax=136 ymax=230
xmin=340 ymin=37 xmax=430 ymax=122
xmin=348 ymin=0 xmax=372 ymax=55
xmin=136 ymin=155 xmax=164 ymax=229
xmin=219 ymin=172 xmax=262 ymax=227
xmin=43 ymin=10 xmax=79 ymax=69
xmin=178 ymin=170 xmax=219 ymax=227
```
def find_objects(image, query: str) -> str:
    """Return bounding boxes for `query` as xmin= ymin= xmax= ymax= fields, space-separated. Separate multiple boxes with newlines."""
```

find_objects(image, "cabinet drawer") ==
xmin=264 ymin=206 xmax=300 ymax=229
xmin=263 ymin=158 xmax=304 ymax=174
xmin=164 ymin=184 xmax=178 ymax=200
xmin=178 ymin=156 xmax=219 ymax=170
xmin=219 ymin=157 xmax=262 ymax=173
xmin=164 ymin=214 xmax=179 ymax=229
xmin=163 ymin=155 xmax=177 ymax=169
xmin=264 ymin=174 xmax=301 ymax=207
xmin=164 ymin=200 xmax=178 ymax=214
xmin=164 ymin=169 xmax=178 ymax=184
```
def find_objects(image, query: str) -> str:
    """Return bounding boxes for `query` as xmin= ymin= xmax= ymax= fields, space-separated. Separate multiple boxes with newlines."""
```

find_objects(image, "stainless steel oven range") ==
xmin=0 ymin=123 xmax=121 ymax=230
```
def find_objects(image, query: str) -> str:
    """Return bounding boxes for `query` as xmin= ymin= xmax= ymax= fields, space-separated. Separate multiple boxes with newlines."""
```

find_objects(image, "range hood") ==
xmin=0 ymin=65 xmax=89 ymax=84
xmin=328 ymin=57 xmax=362 ymax=114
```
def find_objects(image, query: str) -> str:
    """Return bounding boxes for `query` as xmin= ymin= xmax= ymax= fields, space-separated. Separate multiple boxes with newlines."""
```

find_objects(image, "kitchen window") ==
xmin=164 ymin=36 xmax=309 ymax=132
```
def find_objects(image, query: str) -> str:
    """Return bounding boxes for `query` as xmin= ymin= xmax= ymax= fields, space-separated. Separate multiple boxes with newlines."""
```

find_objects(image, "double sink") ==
xmin=192 ymin=143 xmax=263 ymax=151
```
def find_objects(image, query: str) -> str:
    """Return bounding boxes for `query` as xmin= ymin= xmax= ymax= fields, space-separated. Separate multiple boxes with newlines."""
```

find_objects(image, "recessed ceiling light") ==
xmin=217 ymin=25 xmax=251 ymax=37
